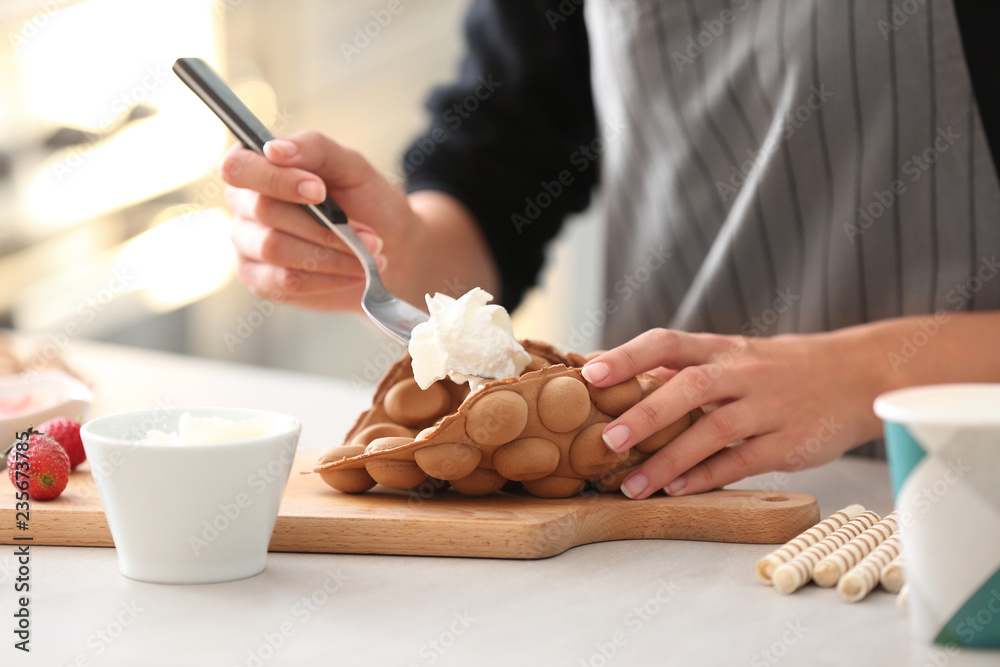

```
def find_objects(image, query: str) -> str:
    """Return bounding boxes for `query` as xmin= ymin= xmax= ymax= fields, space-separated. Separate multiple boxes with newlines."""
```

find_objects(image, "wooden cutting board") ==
xmin=0 ymin=452 xmax=819 ymax=558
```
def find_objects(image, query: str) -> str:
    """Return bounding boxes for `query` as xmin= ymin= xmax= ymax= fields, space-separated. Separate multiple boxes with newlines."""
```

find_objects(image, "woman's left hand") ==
xmin=580 ymin=328 xmax=887 ymax=499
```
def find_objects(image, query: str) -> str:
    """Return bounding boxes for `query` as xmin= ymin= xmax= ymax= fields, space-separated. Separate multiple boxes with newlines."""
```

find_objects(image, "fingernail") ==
xmin=665 ymin=476 xmax=686 ymax=496
xmin=375 ymin=254 xmax=389 ymax=272
xmin=298 ymin=180 xmax=325 ymax=202
xmin=265 ymin=139 xmax=297 ymax=159
xmin=621 ymin=473 xmax=648 ymax=500
xmin=581 ymin=361 xmax=609 ymax=384
xmin=602 ymin=424 xmax=630 ymax=452
xmin=356 ymin=230 xmax=384 ymax=256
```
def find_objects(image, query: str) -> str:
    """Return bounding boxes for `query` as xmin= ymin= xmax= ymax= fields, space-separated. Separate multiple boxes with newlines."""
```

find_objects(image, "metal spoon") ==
xmin=173 ymin=57 xmax=428 ymax=345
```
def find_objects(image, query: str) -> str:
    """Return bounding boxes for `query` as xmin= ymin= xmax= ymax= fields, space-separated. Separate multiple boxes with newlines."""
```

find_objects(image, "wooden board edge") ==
xmin=570 ymin=491 xmax=821 ymax=547
xmin=0 ymin=508 xmax=115 ymax=547
xmin=267 ymin=512 xmax=578 ymax=559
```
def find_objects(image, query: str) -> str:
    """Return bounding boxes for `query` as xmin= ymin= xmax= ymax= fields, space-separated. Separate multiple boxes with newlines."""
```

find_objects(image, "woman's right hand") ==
xmin=219 ymin=129 xmax=424 ymax=312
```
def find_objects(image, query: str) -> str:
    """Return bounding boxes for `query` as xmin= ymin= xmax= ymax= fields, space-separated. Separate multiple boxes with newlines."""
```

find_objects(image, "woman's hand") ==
xmin=582 ymin=311 xmax=1000 ymax=499
xmin=219 ymin=129 xmax=498 ymax=311
xmin=220 ymin=130 xmax=420 ymax=311
xmin=580 ymin=327 xmax=891 ymax=499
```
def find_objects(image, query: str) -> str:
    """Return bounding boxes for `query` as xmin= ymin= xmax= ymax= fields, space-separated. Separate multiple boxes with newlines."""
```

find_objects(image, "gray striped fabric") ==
xmin=587 ymin=0 xmax=1000 ymax=348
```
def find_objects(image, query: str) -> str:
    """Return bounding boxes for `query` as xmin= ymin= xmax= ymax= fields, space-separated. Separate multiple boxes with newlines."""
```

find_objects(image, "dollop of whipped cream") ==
xmin=137 ymin=413 xmax=285 ymax=445
xmin=409 ymin=288 xmax=531 ymax=390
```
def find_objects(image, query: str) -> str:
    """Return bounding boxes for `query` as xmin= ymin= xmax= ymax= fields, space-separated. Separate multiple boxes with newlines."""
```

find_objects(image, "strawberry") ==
xmin=38 ymin=417 xmax=86 ymax=470
xmin=6 ymin=431 xmax=70 ymax=500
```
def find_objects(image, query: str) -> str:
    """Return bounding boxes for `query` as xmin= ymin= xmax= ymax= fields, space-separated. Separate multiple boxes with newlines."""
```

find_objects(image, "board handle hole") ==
xmin=761 ymin=496 xmax=787 ymax=502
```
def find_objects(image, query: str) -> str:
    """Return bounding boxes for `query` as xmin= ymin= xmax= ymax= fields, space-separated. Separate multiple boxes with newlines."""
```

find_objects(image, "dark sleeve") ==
xmin=953 ymin=0 xmax=1000 ymax=171
xmin=403 ymin=0 xmax=598 ymax=311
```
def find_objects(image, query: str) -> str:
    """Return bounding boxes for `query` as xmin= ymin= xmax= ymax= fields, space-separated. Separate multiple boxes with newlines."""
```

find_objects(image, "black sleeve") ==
xmin=953 ymin=0 xmax=1000 ymax=171
xmin=403 ymin=0 xmax=598 ymax=311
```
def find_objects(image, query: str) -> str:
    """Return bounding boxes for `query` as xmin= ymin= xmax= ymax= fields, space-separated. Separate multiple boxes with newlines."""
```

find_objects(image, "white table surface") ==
xmin=1 ymin=339 xmax=997 ymax=666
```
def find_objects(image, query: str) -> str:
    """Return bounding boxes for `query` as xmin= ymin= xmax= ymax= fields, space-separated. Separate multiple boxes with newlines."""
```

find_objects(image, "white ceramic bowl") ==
xmin=0 ymin=369 xmax=93 ymax=443
xmin=81 ymin=407 xmax=300 ymax=584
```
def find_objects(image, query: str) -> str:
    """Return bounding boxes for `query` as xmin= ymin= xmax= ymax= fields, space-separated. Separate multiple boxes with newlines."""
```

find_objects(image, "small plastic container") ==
xmin=81 ymin=407 xmax=300 ymax=584
xmin=0 ymin=369 xmax=93 ymax=439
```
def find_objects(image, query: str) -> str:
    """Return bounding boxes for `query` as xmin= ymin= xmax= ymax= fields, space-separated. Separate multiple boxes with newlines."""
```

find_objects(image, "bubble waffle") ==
xmin=314 ymin=342 xmax=701 ymax=498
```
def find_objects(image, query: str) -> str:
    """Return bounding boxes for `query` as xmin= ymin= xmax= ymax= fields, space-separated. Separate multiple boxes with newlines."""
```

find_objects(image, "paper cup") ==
xmin=874 ymin=384 xmax=1000 ymax=648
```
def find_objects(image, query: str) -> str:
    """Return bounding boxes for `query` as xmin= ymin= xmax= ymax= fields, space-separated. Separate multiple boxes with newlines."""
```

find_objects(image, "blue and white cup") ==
xmin=874 ymin=384 xmax=1000 ymax=648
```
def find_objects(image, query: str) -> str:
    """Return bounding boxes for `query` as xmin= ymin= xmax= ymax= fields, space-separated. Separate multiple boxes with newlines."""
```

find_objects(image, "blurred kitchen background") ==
xmin=0 ymin=0 xmax=602 ymax=384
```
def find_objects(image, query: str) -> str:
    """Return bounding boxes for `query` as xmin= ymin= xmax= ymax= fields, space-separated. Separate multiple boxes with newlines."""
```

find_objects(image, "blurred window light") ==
xmin=120 ymin=206 xmax=235 ymax=310
xmin=13 ymin=0 xmax=228 ymax=227
xmin=16 ymin=0 xmax=216 ymax=130
xmin=14 ymin=207 xmax=235 ymax=334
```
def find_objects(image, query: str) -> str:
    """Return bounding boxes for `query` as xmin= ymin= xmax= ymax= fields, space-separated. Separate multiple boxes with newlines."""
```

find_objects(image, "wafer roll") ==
xmin=772 ymin=510 xmax=880 ymax=594
xmin=812 ymin=512 xmax=898 ymax=587
xmin=754 ymin=504 xmax=866 ymax=584
xmin=897 ymin=583 xmax=909 ymax=611
xmin=838 ymin=532 xmax=903 ymax=602
xmin=880 ymin=554 xmax=905 ymax=594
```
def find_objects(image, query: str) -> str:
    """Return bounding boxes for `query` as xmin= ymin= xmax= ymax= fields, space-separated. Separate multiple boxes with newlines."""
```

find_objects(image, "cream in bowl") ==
xmin=81 ymin=407 xmax=300 ymax=584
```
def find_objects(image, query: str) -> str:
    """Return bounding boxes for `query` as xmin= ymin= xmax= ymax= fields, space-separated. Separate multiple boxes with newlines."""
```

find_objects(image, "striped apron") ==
xmin=588 ymin=0 xmax=1000 ymax=339
xmin=585 ymin=0 xmax=1000 ymax=456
